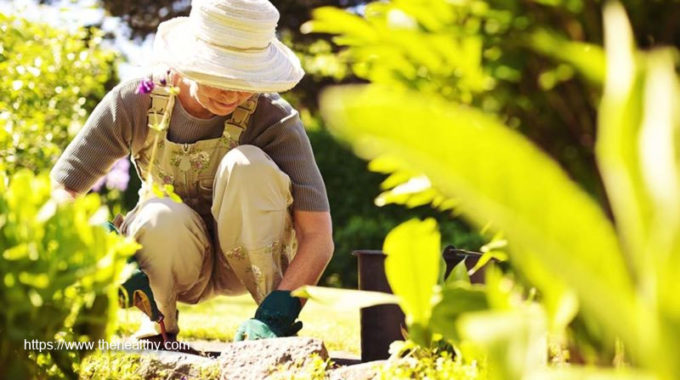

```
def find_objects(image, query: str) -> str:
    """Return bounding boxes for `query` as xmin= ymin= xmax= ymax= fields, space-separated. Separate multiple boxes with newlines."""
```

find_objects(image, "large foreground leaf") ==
xmin=458 ymin=307 xmax=547 ymax=380
xmin=383 ymin=218 xmax=441 ymax=335
xmin=292 ymin=286 xmax=398 ymax=311
xmin=595 ymin=4 xmax=680 ymax=375
xmin=320 ymin=84 xmax=646 ymax=361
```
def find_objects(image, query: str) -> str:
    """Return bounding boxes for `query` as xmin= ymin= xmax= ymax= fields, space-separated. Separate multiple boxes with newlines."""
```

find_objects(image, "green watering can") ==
xmin=104 ymin=221 xmax=170 ymax=343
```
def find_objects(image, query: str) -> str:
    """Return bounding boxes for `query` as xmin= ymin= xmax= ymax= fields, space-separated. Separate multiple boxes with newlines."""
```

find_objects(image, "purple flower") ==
xmin=91 ymin=158 xmax=131 ymax=192
xmin=106 ymin=158 xmax=131 ymax=191
xmin=91 ymin=176 xmax=105 ymax=192
xmin=136 ymin=78 xmax=155 ymax=94
xmin=160 ymin=78 xmax=167 ymax=86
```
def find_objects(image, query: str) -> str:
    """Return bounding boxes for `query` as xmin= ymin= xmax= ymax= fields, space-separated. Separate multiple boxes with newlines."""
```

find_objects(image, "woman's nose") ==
xmin=219 ymin=90 xmax=250 ymax=101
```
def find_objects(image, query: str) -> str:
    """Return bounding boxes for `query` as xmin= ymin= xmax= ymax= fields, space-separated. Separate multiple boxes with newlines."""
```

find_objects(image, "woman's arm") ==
xmin=277 ymin=210 xmax=334 ymax=297
xmin=50 ymin=79 xmax=147 ymax=195
xmin=51 ymin=184 xmax=79 ymax=202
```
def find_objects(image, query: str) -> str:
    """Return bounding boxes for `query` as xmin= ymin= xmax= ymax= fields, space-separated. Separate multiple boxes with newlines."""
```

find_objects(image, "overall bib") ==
xmin=121 ymin=82 xmax=297 ymax=335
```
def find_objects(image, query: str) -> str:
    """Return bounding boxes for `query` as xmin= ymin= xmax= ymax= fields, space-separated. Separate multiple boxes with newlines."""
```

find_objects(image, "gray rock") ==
xmin=328 ymin=360 xmax=385 ymax=380
xmin=95 ymin=337 xmax=329 ymax=379
xmin=134 ymin=350 xmax=220 ymax=379
xmin=216 ymin=337 xmax=329 ymax=379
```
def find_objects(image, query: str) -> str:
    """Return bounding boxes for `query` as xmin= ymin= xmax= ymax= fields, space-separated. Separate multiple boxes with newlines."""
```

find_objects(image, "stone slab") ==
xmin=115 ymin=337 xmax=329 ymax=379
xmin=328 ymin=360 xmax=385 ymax=380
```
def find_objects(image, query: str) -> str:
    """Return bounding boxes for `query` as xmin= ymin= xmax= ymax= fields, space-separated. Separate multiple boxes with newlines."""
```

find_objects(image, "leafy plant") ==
xmin=269 ymin=353 xmax=333 ymax=380
xmin=305 ymin=0 xmax=680 ymax=209
xmin=312 ymin=1 xmax=679 ymax=378
xmin=307 ymin=126 xmax=484 ymax=288
xmin=0 ymin=170 xmax=139 ymax=378
xmin=0 ymin=12 xmax=117 ymax=173
xmin=379 ymin=339 xmax=483 ymax=380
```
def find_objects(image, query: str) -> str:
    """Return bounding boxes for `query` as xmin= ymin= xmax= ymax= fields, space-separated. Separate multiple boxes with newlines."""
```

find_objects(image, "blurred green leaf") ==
xmin=0 ymin=13 xmax=117 ymax=174
xmin=0 ymin=170 xmax=138 ymax=377
xmin=596 ymin=1 xmax=650 ymax=286
xmin=529 ymin=29 xmax=606 ymax=85
xmin=445 ymin=259 xmax=470 ymax=286
xmin=292 ymin=285 xmax=398 ymax=311
xmin=526 ymin=367 xmax=655 ymax=380
xmin=430 ymin=285 xmax=488 ymax=342
xmin=383 ymin=218 xmax=441 ymax=341
xmin=321 ymin=83 xmax=642 ymax=361
xmin=595 ymin=3 xmax=680 ymax=375
xmin=458 ymin=306 xmax=547 ymax=380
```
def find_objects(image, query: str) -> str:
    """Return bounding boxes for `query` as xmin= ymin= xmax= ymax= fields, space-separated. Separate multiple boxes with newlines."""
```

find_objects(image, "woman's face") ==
xmin=189 ymin=81 xmax=254 ymax=116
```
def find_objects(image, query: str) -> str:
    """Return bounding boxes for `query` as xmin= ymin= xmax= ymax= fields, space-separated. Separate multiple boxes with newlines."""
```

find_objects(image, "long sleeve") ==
xmin=244 ymin=93 xmax=330 ymax=212
xmin=50 ymin=80 xmax=146 ymax=193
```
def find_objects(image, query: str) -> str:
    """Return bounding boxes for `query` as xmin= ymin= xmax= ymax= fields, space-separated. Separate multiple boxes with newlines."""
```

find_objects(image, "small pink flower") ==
xmin=136 ymin=78 xmax=155 ymax=94
xmin=91 ymin=176 xmax=105 ymax=192
xmin=91 ymin=158 xmax=130 ymax=192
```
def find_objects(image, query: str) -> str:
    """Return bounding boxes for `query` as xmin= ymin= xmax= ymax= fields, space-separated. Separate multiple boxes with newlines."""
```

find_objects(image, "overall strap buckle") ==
xmin=223 ymin=96 xmax=259 ymax=144
xmin=146 ymin=84 xmax=174 ymax=132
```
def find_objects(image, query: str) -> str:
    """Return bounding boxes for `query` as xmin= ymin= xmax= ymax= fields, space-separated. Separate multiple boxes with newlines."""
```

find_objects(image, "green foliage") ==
xmin=306 ymin=0 xmax=680 ymax=207
xmin=79 ymin=351 xmax=145 ymax=380
xmin=307 ymin=127 xmax=484 ymax=287
xmin=383 ymin=219 xmax=441 ymax=343
xmin=318 ymin=1 xmax=680 ymax=378
xmin=292 ymin=286 xmax=398 ymax=310
xmin=0 ymin=170 xmax=139 ymax=378
xmin=0 ymin=13 xmax=117 ymax=173
xmin=320 ymin=81 xmax=637 ymax=344
xmin=269 ymin=353 xmax=333 ymax=380
xmin=80 ymin=350 xmax=223 ymax=379
xmin=379 ymin=339 xmax=483 ymax=379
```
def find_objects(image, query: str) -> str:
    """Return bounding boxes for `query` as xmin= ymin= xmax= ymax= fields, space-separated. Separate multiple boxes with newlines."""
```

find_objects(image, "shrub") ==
xmin=0 ymin=170 xmax=138 ymax=378
xmin=318 ymin=2 xmax=680 ymax=377
xmin=0 ymin=13 xmax=117 ymax=173
xmin=379 ymin=340 xmax=483 ymax=380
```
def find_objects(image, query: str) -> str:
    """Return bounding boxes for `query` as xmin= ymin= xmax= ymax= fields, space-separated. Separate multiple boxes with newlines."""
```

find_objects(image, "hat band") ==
xmin=197 ymin=34 xmax=271 ymax=53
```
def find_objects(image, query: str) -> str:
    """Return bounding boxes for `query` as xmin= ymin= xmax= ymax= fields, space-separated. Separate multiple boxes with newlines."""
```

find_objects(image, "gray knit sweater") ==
xmin=50 ymin=77 xmax=330 ymax=212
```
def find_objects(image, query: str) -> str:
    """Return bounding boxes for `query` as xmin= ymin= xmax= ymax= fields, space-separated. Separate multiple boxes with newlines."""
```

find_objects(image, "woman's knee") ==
xmin=218 ymin=145 xmax=278 ymax=179
xmin=214 ymin=145 xmax=292 ymax=209
xmin=127 ymin=198 xmax=209 ymax=262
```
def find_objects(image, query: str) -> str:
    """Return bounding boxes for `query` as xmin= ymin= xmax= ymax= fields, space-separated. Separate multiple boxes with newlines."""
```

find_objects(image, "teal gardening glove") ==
xmin=234 ymin=290 xmax=303 ymax=341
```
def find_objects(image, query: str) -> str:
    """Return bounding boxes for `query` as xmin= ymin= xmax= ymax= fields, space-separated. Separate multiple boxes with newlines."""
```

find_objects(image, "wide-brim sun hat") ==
xmin=153 ymin=0 xmax=305 ymax=93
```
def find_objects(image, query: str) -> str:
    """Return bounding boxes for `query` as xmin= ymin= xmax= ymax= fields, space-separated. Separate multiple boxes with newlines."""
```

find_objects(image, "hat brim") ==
xmin=153 ymin=18 xmax=304 ymax=93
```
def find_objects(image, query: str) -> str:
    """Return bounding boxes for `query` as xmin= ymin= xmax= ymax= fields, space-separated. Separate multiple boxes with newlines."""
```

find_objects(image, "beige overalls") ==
xmin=120 ymin=82 xmax=297 ymax=335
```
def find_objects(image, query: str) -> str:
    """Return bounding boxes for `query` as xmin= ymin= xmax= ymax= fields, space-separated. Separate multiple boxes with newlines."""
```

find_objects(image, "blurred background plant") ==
xmin=304 ymin=0 xmax=680 ymax=210
xmin=0 ymin=170 xmax=139 ymax=378
xmin=0 ymin=13 xmax=118 ymax=174
xmin=299 ymin=0 xmax=680 ymax=378
xmin=0 ymin=12 xmax=140 ymax=378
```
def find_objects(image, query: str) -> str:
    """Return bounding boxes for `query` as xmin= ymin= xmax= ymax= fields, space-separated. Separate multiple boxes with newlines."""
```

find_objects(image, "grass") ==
xmin=115 ymin=293 xmax=361 ymax=354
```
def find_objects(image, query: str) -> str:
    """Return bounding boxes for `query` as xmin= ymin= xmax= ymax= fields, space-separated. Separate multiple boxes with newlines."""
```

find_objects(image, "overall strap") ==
xmin=147 ymin=83 xmax=174 ymax=132
xmin=223 ymin=95 xmax=259 ymax=144
xmin=146 ymin=83 xmax=258 ymax=142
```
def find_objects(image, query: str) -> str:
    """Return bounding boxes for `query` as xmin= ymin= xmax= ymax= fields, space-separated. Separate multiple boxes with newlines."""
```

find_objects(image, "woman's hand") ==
xmin=51 ymin=184 xmax=78 ymax=203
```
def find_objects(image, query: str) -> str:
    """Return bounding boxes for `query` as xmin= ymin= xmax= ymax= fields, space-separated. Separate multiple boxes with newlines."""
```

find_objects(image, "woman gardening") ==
xmin=50 ymin=0 xmax=334 ymax=344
